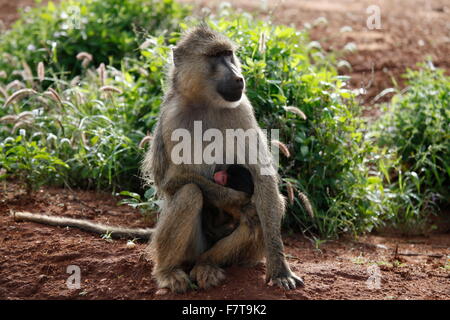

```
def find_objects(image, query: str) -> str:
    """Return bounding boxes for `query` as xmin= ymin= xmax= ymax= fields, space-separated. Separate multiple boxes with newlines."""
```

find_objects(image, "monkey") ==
xmin=214 ymin=165 xmax=315 ymax=228
xmin=214 ymin=164 xmax=254 ymax=195
xmin=202 ymin=165 xmax=257 ymax=244
xmin=11 ymin=26 xmax=304 ymax=293
xmin=141 ymin=25 xmax=304 ymax=292
xmin=212 ymin=164 xmax=256 ymax=221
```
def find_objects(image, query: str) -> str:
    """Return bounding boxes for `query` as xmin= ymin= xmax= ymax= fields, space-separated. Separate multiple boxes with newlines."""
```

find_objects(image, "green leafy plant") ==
xmin=372 ymin=63 xmax=449 ymax=232
xmin=378 ymin=64 xmax=449 ymax=197
xmin=117 ymin=187 xmax=159 ymax=217
xmin=101 ymin=230 xmax=113 ymax=242
xmin=0 ymin=134 xmax=69 ymax=192
xmin=0 ymin=0 xmax=190 ymax=82
xmin=0 ymin=1 xmax=180 ymax=192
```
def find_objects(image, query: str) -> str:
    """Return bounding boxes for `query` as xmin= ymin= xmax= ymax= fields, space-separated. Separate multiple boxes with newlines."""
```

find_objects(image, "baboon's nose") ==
xmin=235 ymin=76 xmax=244 ymax=89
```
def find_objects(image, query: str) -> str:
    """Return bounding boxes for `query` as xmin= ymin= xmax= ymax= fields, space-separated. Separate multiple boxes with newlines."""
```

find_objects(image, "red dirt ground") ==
xmin=1 ymin=181 xmax=449 ymax=300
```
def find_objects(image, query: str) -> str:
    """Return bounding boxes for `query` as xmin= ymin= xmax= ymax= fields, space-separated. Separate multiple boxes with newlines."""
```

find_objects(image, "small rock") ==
xmin=38 ymin=274 xmax=48 ymax=283
xmin=126 ymin=241 xmax=136 ymax=249
xmin=155 ymin=288 xmax=169 ymax=295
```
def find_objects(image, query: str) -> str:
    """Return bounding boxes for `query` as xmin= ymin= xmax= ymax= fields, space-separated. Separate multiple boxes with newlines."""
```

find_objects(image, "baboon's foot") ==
xmin=190 ymin=263 xmax=225 ymax=289
xmin=266 ymin=260 xmax=304 ymax=290
xmin=155 ymin=268 xmax=192 ymax=293
xmin=272 ymin=274 xmax=304 ymax=290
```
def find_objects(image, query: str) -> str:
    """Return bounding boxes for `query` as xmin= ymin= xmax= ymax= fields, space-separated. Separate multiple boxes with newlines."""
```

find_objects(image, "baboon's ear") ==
xmin=172 ymin=46 xmax=182 ymax=67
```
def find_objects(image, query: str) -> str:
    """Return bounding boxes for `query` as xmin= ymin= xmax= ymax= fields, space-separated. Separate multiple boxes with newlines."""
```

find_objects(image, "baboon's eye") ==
xmin=222 ymin=50 xmax=233 ymax=56
xmin=209 ymin=50 xmax=233 ymax=58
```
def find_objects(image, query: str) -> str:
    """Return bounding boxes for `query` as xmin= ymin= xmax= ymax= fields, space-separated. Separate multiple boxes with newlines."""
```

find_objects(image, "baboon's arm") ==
xmin=250 ymin=172 xmax=304 ymax=289
xmin=12 ymin=211 xmax=153 ymax=240
xmin=144 ymin=116 xmax=169 ymax=188
xmin=161 ymin=172 xmax=250 ymax=211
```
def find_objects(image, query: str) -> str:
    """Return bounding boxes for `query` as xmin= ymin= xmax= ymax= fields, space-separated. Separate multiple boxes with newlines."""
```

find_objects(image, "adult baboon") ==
xmin=141 ymin=25 xmax=303 ymax=292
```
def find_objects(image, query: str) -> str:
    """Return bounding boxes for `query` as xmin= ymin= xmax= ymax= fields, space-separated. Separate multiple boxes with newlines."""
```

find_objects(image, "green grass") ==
xmin=0 ymin=134 xmax=69 ymax=192
xmin=371 ymin=63 xmax=450 ymax=232
xmin=0 ymin=0 xmax=189 ymax=80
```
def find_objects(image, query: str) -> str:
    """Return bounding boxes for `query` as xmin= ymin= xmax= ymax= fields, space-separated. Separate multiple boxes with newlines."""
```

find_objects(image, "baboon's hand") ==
xmin=266 ymin=261 xmax=304 ymax=290
xmin=220 ymin=189 xmax=251 ymax=220
xmin=225 ymin=188 xmax=251 ymax=206
xmin=240 ymin=204 xmax=259 ymax=227
xmin=165 ymin=173 xmax=249 ymax=204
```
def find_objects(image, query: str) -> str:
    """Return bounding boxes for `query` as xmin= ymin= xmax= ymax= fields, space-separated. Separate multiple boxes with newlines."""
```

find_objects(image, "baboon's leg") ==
xmin=190 ymin=206 xmax=264 ymax=289
xmin=149 ymin=183 xmax=207 ymax=293
xmin=196 ymin=224 xmax=262 ymax=265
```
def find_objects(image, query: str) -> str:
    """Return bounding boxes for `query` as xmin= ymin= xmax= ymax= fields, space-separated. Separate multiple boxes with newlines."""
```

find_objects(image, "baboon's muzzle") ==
xmin=216 ymin=58 xmax=245 ymax=102
xmin=217 ymin=73 xmax=245 ymax=102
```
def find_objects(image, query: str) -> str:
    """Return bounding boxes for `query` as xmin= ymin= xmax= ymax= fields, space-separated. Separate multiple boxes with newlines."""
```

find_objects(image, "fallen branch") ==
xmin=396 ymin=252 xmax=444 ymax=258
xmin=393 ymin=244 xmax=445 ymax=259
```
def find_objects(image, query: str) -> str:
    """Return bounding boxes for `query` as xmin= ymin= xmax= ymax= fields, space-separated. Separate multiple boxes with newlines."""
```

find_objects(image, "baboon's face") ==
xmin=207 ymin=50 xmax=245 ymax=103
xmin=173 ymin=27 xmax=245 ymax=108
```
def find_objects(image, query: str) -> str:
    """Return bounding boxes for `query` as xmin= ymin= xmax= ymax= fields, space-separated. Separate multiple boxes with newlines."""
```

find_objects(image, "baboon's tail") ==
xmin=12 ymin=211 xmax=153 ymax=240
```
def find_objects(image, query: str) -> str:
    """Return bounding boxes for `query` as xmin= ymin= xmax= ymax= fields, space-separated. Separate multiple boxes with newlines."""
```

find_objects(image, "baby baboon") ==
xmin=142 ymin=25 xmax=303 ymax=292
xmin=214 ymin=165 xmax=254 ymax=195
xmin=203 ymin=165 xmax=257 ymax=244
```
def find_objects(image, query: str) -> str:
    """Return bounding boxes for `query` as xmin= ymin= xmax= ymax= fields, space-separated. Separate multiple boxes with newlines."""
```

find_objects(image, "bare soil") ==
xmin=0 ymin=181 xmax=449 ymax=300
xmin=0 ymin=0 xmax=47 ymax=28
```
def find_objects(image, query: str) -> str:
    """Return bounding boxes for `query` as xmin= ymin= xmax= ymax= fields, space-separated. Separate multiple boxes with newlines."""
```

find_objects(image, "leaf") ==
xmin=144 ymin=187 xmax=156 ymax=200
xmin=119 ymin=191 xmax=141 ymax=200
xmin=300 ymin=145 xmax=308 ymax=157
